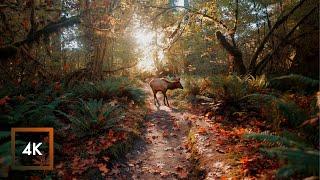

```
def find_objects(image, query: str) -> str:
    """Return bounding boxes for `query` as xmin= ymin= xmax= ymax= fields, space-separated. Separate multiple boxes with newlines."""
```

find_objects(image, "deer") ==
xmin=149 ymin=77 xmax=183 ymax=107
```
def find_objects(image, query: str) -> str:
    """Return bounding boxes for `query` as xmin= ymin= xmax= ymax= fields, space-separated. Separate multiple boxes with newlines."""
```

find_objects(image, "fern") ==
xmin=269 ymin=74 xmax=319 ymax=94
xmin=241 ymin=93 xmax=307 ymax=128
xmin=244 ymin=74 xmax=269 ymax=92
xmin=0 ymin=131 xmax=10 ymax=141
xmin=69 ymin=78 xmax=145 ymax=103
xmin=268 ymin=148 xmax=319 ymax=178
xmin=214 ymin=75 xmax=249 ymax=103
xmin=245 ymin=133 xmax=319 ymax=178
xmin=244 ymin=133 xmax=310 ymax=149
xmin=0 ymin=96 xmax=63 ymax=127
xmin=57 ymin=98 xmax=120 ymax=137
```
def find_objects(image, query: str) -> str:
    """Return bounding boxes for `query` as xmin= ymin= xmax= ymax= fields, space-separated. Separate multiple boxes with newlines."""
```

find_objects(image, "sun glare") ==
xmin=132 ymin=17 xmax=166 ymax=72
xmin=134 ymin=28 xmax=156 ymax=71
xmin=175 ymin=0 xmax=184 ymax=7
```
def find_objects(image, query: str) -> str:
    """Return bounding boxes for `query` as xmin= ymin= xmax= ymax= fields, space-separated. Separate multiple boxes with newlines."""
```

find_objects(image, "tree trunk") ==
xmin=216 ymin=31 xmax=246 ymax=75
xmin=290 ymin=4 xmax=319 ymax=79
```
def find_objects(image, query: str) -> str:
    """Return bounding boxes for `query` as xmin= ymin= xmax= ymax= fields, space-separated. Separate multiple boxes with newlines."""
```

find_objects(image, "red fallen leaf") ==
xmin=240 ymin=156 xmax=254 ymax=167
xmin=215 ymin=115 xmax=224 ymax=122
xmin=176 ymin=166 xmax=188 ymax=179
xmin=220 ymin=176 xmax=228 ymax=180
xmin=102 ymin=156 xmax=110 ymax=162
xmin=163 ymin=131 xmax=169 ymax=137
xmin=234 ymin=128 xmax=246 ymax=136
xmin=198 ymin=127 xmax=207 ymax=134
xmin=97 ymin=163 xmax=109 ymax=174
xmin=108 ymin=129 xmax=114 ymax=137
xmin=178 ymin=170 xmax=188 ymax=179
xmin=0 ymin=96 xmax=10 ymax=106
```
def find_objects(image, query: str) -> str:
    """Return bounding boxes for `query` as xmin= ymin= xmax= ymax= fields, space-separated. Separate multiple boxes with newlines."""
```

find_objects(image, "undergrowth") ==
xmin=0 ymin=77 xmax=146 ymax=177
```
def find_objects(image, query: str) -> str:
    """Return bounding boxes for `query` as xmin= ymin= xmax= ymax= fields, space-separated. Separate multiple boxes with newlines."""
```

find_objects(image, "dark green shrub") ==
xmin=245 ymin=133 xmax=319 ymax=178
xmin=269 ymin=74 xmax=319 ymax=94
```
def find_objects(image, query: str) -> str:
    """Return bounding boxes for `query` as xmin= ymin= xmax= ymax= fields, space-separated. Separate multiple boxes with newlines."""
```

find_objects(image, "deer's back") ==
xmin=149 ymin=78 xmax=168 ymax=92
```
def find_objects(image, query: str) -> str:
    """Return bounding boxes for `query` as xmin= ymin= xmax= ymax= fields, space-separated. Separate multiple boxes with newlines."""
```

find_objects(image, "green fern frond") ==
xmin=241 ymin=93 xmax=307 ymax=128
xmin=245 ymin=132 xmax=319 ymax=178
xmin=69 ymin=78 xmax=145 ymax=103
xmin=244 ymin=133 xmax=308 ymax=149
xmin=0 ymin=131 xmax=10 ymax=141
xmin=270 ymin=74 xmax=319 ymax=94
xmin=269 ymin=148 xmax=319 ymax=177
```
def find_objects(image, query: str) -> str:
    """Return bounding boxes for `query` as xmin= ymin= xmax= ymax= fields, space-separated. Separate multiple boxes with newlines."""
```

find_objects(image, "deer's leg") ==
xmin=166 ymin=94 xmax=170 ymax=107
xmin=163 ymin=91 xmax=169 ymax=107
xmin=153 ymin=91 xmax=159 ymax=106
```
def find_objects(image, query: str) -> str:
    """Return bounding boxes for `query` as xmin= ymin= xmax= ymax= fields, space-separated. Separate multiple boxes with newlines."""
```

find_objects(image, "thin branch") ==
xmin=103 ymin=62 xmax=138 ymax=73
xmin=254 ymin=6 xmax=317 ymax=74
xmin=248 ymin=0 xmax=307 ymax=71
xmin=81 ymin=23 xmax=111 ymax=31
xmin=0 ymin=15 xmax=81 ymax=61
xmin=143 ymin=4 xmax=231 ymax=32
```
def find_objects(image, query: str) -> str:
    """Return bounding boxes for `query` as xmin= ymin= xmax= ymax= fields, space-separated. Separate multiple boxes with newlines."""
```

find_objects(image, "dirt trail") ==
xmin=122 ymin=83 xmax=193 ymax=179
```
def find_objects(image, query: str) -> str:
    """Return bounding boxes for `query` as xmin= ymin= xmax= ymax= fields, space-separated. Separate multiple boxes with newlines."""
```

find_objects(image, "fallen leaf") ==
xmin=198 ymin=127 xmax=207 ymax=134
xmin=97 ymin=163 xmax=109 ymax=174
xmin=163 ymin=131 xmax=169 ymax=137
xmin=102 ymin=156 xmax=110 ymax=162
xmin=0 ymin=96 xmax=10 ymax=106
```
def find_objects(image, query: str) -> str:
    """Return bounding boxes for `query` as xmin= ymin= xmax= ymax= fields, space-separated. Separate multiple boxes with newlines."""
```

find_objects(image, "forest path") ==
xmin=122 ymin=83 xmax=194 ymax=179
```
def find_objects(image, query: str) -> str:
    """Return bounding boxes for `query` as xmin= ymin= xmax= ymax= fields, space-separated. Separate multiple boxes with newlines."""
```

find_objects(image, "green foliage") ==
xmin=69 ymin=78 xmax=145 ymax=104
xmin=244 ymin=75 xmax=269 ymax=92
xmin=180 ymin=75 xmax=269 ymax=104
xmin=245 ymin=133 xmax=319 ymax=178
xmin=269 ymin=74 xmax=319 ymax=94
xmin=0 ymin=131 xmax=10 ymax=141
xmin=270 ymin=148 xmax=319 ymax=178
xmin=106 ymin=132 xmax=137 ymax=159
xmin=183 ymin=76 xmax=202 ymax=96
xmin=0 ymin=131 xmax=26 ymax=177
xmin=242 ymin=93 xmax=307 ymax=129
xmin=57 ymin=98 xmax=121 ymax=137
xmin=0 ymin=95 xmax=64 ymax=127
xmin=221 ymin=76 xmax=249 ymax=103
xmin=244 ymin=133 xmax=310 ymax=149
